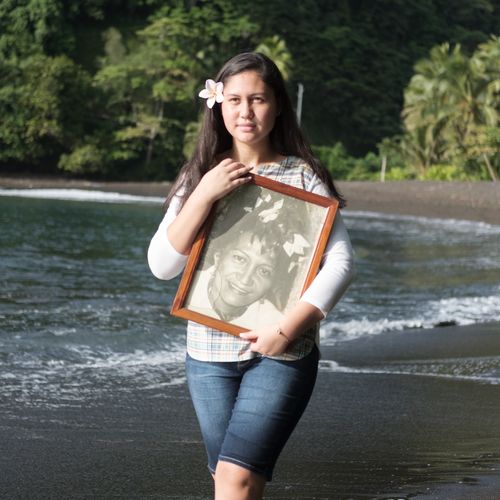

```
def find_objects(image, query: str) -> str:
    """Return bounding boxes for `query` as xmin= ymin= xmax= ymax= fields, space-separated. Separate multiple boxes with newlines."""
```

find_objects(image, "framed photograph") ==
xmin=170 ymin=174 xmax=339 ymax=335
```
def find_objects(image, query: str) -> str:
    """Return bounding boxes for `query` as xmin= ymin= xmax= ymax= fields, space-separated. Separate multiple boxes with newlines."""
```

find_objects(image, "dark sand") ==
xmin=338 ymin=180 xmax=500 ymax=226
xmin=1 ymin=323 xmax=500 ymax=499
xmin=1 ymin=177 xmax=500 ymax=498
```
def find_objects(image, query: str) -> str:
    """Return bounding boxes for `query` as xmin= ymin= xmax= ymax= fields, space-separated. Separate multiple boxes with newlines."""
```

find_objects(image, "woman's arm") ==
xmin=147 ymin=159 xmax=253 ymax=280
xmin=300 ymin=212 xmax=355 ymax=316
xmin=147 ymin=194 xmax=189 ymax=280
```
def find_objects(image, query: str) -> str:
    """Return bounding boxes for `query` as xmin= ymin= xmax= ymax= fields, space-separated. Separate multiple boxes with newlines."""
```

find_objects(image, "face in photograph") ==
xmin=209 ymin=232 xmax=277 ymax=319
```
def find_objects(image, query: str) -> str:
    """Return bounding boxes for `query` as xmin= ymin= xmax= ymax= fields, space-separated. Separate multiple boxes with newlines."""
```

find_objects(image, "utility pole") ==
xmin=296 ymin=83 xmax=304 ymax=125
xmin=380 ymin=154 xmax=387 ymax=182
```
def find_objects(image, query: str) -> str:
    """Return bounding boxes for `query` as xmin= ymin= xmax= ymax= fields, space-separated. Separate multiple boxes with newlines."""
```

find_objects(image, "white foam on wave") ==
xmin=436 ymin=294 xmax=500 ymax=321
xmin=76 ymin=347 xmax=185 ymax=369
xmin=0 ymin=343 xmax=188 ymax=404
xmin=322 ymin=292 xmax=500 ymax=344
xmin=321 ymin=317 xmax=428 ymax=345
xmin=0 ymin=188 xmax=163 ymax=204
xmin=346 ymin=209 xmax=500 ymax=233
xmin=318 ymin=359 xmax=500 ymax=385
xmin=5 ymin=343 xmax=186 ymax=374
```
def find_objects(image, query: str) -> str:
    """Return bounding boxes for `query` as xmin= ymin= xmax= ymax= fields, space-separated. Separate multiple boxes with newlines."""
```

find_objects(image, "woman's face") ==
xmin=221 ymin=70 xmax=278 ymax=150
xmin=212 ymin=233 xmax=276 ymax=309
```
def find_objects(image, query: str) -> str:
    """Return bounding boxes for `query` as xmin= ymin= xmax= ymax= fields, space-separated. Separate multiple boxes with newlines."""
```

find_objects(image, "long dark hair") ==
xmin=165 ymin=52 xmax=345 ymax=209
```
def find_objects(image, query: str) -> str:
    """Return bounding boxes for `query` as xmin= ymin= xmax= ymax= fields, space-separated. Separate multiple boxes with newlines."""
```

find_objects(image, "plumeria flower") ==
xmin=198 ymin=79 xmax=224 ymax=108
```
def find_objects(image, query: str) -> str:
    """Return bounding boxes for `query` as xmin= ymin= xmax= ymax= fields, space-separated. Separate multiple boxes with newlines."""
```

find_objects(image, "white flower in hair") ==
xmin=198 ymin=79 xmax=224 ymax=108
xmin=283 ymin=233 xmax=310 ymax=257
xmin=258 ymin=199 xmax=284 ymax=223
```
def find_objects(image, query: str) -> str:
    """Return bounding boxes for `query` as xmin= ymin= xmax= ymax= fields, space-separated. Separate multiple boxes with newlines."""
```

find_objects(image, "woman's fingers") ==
xmin=224 ymin=161 xmax=253 ymax=179
xmin=240 ymin=331 xmax=265 ymax=353
xmin=216 ymin=161 xmax=252 ymax=190
xmin=217 ymin=157 xmax=234 ymax=169
xmin=198 ymin=159 xmax=253 ymax=203
xmin=239 ymin=331 xmax=258 ymax=341
xmin=240 ymin=325 xmax=289 ymax=356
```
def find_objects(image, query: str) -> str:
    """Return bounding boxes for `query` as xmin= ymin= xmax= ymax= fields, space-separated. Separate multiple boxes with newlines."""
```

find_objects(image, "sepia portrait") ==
xmin=171 ymin=175 xmax=338 ymax=335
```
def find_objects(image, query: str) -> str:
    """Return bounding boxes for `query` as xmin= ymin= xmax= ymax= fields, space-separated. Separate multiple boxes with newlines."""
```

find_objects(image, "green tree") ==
xmin=73 ymin=3 xmax=257 ymax=178
xmin=401 ymin=43 xmax=463 ymax=173
xmin=401 ymin=37 xmax=500 ymax=179
xmin=256 ymin=35 xmax=293 ymax=81
xmin=0 ymin=54 xmax=94 ymax=167
xmin=234 ymin=0 xmax=500 ymax=155
xmin=0 ymin=0 xmax=108 ymax=59
xmin=3 ymin=0 xmax=500 ymax=177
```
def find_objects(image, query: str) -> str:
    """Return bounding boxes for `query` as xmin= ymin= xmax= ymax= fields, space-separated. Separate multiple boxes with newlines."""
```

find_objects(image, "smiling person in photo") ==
xmin=187 ymin=194 xmax=310 ymax=328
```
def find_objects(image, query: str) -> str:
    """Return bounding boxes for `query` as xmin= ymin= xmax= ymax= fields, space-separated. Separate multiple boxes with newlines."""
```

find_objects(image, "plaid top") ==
xmin=186 ymin=156 xmax=328 ymax=362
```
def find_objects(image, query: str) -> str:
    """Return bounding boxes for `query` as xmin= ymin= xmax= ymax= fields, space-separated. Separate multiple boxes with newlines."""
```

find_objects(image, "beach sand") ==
xmin=338 ymin=180 xmax=500 ymax=226
xmin=1 ymin=323 xmax=500 ymax=498
xmin=1 ymin=176 xmax=500 ymax=498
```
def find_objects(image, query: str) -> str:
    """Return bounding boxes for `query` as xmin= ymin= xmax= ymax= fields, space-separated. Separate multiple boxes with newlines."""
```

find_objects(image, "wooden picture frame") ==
xmin=170 ymin=174 xmax=339 ymax=335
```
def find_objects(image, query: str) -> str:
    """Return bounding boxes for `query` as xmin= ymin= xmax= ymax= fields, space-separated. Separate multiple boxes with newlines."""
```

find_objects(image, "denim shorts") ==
xmin=185 ymin=346 xmax=319 ymax=481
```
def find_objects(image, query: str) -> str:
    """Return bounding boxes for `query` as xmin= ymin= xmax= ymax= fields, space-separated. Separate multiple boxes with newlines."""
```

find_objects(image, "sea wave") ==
xmin=2 ymin=188 xmax=499 ymax=233
xmin=0 ymin=188 xmax=164 ymax=204
xmin=322 ymin=293 xmax=500 ymax=344
xmin=318 ymin=359 xmax=500 ymax=385
xmin=346 ymin=209 xmax=500 ymax=234
xmin=2 ymin=190 xmax=498 ymax=406
xmin=0 ymin=346 xmax=187 ymax=407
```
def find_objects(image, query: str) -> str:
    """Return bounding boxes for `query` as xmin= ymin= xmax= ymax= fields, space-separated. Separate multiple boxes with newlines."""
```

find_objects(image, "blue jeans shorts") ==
xmin=185 ymin=346 xmax=319 ymax=481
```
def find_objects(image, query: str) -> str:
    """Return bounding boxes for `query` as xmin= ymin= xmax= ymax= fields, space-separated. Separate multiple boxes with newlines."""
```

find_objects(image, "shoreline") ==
xmin=1 ymin=176 xmax=500 ymax=225
xmin=2 ymin=176 xmax=499 ymax=498
xmin=1 ymin=322 xmax=500 ymax=499
xmin=339 ymin=180 xmax=500 ymax=226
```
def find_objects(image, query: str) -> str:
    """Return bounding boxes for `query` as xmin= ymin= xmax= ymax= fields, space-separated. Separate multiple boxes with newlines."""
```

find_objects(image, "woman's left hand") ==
xmin=239 ymin=324 xmax=290 ymax=356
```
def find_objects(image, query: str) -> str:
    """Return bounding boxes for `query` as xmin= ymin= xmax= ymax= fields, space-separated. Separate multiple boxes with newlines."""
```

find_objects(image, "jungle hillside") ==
xmin=1 ymin=0 xmax=500 ymax=181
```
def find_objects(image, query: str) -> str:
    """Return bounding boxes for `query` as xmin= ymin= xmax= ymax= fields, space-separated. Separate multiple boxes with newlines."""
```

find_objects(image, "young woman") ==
xmin=148 ymin=52 xmax=355 ymax=499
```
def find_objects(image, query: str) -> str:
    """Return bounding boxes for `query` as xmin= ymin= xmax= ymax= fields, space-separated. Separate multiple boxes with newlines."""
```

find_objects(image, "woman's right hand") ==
xmin=194 ymin=158 xmax=253 ymax=205
xmin=167 ymin=159 xmax=253 ymax=255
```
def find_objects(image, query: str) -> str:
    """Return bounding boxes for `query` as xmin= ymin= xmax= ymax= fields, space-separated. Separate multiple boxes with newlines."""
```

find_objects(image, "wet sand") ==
xmin=1 ymin=177 xmax=500 ymax=498
xmin=1 ymin=323 xmax=500 ymax=498
xmin=338 ymin=180 xmax=500 ymax=226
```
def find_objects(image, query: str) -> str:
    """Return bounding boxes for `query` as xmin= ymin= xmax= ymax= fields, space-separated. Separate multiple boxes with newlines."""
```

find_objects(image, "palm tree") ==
xmin=402 ymin=40 xmax=500 ymax=179
xmin=466 ymin=36 xmax=500 ymax=180
xmin=402 ymin=43 xmax=467 ymax=172
xmin=255 ymin=35 xmax=293 ymax=81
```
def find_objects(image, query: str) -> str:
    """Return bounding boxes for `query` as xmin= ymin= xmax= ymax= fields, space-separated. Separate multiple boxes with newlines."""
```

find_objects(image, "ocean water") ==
xmin=1 ymin=189 xmax=499 ymax=408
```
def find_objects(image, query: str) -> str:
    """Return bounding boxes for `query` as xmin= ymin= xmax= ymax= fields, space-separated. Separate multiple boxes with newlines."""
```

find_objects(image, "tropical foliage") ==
xmin=0 ymin=0 xmax=499 ymax=180
xmin=399 ymin=37 xmax=500 ymax=180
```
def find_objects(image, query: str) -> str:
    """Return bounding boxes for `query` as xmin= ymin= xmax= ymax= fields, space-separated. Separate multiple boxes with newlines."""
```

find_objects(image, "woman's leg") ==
xmin=215 ymin=346 xmax=319 ymax=498
xmin=215 ymin=461 xmax=265 ymax=500
xmin=185 ymin=354 xmax=242 ymax=476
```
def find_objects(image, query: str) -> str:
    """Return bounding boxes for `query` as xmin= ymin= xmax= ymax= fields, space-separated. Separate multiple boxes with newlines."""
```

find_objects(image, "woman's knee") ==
xmin=215 ymin=461 xmax=265 ymax=499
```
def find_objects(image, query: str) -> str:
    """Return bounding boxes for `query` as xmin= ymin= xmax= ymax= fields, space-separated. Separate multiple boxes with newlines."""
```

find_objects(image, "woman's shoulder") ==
xmin=282 ymin=156 xmax=321 ymax=187
xmin=259 ymin=155 xmax=323 ymax=192
xmin=282 ymin=155 xmax=310 ymax=169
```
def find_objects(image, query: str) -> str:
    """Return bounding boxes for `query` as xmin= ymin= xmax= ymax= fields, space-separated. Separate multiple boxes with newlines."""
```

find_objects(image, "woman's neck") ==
xmin=229 ymin=142 xmax=283 ymax=167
